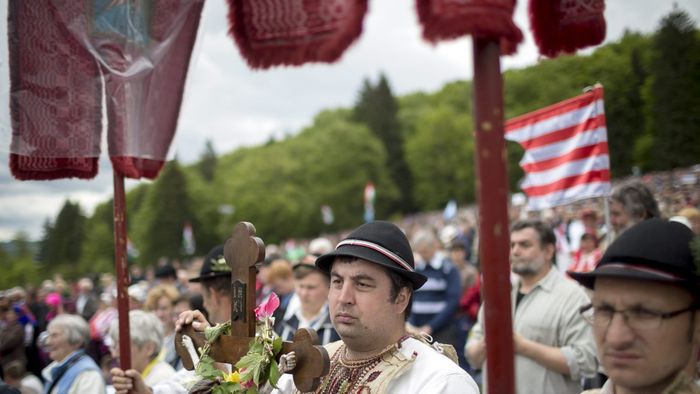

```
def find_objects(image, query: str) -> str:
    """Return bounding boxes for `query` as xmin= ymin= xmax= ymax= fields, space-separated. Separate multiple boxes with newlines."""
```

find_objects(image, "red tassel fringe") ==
xmin=10 ymin=154 xmax=98 ymax=181
xmin=529 ymin=0 xmax=606 ymax=57
xmin=227 ymin=0 xmax=368 ymax=69
xmin=110 ymin=156 xmax=165 ymax=180
xmin=416 ymin=0 xmax=523 ymax=55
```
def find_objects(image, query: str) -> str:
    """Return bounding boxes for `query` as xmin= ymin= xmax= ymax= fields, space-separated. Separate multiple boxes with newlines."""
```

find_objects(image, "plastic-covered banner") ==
xmin=3 ymin=0 xmax=204 ymax=180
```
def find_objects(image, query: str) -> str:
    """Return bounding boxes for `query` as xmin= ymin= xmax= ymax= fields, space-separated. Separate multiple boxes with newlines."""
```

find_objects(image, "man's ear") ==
xmin=544 ymin=243 xmax=556 ymax=263
xmin=394 ymin=287 xmax=411 ymax=315
xmin=692 ymin=311 xmax=700 ymax=343
xmin=144 ymin=341 xmax=157 ymax=357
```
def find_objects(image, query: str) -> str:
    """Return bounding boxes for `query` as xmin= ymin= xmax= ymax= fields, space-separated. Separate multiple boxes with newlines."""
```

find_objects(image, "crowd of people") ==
xmin=1 ymin=165 xmax=699 ymax=393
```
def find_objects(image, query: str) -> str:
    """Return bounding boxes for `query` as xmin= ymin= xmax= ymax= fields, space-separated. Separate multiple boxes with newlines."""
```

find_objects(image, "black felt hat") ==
xmin=189 ymin=245 xmax=230 ymax=283
xmin=315 ymin=221 xmax=427 ymax=289
xmin=155 ymin=264 xmax=177 ymax=280
xmin=569 ymin=218 xmax=698 ymax=290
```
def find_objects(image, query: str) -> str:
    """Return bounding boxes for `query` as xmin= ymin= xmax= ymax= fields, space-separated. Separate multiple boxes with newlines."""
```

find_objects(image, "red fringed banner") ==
xmin=227 ymin=0 xmax=368 ymax=69
xmin=529 ymin=0 xmax=606 ymax=57
xmin=8 ymin=0 xmax=204 ymax=181
xmin=8 ymin=2 xmax=101 ymax=180
xmin=99 ymin=0 xmax=205 ymax=179
xmin=416 ymin=0 xmax=523 ymax=55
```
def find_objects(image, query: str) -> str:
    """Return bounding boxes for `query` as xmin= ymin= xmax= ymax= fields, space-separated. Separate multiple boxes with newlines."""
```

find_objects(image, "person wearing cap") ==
xmin=275 ymin=221 xmax=479 ymax=393
xmin=466 ymin=219 xmax=597 ymax=394
xmin=570 ymin=218 xmax=700 ymax=393
xmin=111 ymin=245 xmax=234 ymax=394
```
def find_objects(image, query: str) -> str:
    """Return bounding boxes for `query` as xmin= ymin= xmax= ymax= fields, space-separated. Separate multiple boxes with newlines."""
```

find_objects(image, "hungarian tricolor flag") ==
xmin=363 ymin=182 xmax=375 ymax=223
xmin=505 ymin=86 xmax=610 ymax=210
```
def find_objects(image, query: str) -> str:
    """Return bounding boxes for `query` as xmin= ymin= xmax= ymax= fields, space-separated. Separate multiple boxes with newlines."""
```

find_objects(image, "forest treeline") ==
xmin=2 ymin=8 xmax=698 ymax=286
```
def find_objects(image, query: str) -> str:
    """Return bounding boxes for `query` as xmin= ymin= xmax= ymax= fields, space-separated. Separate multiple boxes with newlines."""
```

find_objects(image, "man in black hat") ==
xmin=571 ymin=218 xmax=700 ymax=394
xmin=111 ymin=245 xmax=232 ymax=394
xmin=275 ymin=221 xmax=478 ymax=393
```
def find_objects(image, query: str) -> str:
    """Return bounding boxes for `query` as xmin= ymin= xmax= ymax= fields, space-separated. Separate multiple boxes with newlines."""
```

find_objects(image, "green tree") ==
xmin=353 ymin=74 xmax=414 ymax=213
xmin=405 ymin=106 xmax=475 ymax=209
xmin=37 ymin=219 xmax=54 ymax=266
xmin=643 ymin=8 xmax=700 ymax=170
xmin=214 ymin=109 xmax=398 ymax=243
xmin=198 ymin=139 xmax=218 ymax=182
xmin=79 ymin=200 xmax=115 ymax=273
xmin=134 ymin=160 xmax=196 ymax=265
xmin=39 ymin=200 xmax=86 ymax=277
xmin=0 ymin=232 xmax=41 ymax=288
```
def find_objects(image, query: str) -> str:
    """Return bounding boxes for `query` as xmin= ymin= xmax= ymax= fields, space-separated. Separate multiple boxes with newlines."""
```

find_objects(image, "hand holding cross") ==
xmin=175 ymin=222 xmax=329 ymax=392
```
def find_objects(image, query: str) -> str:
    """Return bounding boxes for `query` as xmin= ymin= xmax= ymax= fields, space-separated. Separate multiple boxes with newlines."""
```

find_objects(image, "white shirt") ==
xmin=273 ymin=337 xmax=480 ymax=394
xmin=20 ymin=374 xmax=43 ymax=394
xmin=42 ymin=367 xmax=105 ymax=394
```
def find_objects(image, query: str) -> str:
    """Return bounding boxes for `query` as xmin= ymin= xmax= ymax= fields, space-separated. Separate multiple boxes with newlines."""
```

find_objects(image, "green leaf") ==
xmin=249 ymin=339 xmax=264 ymax=354
xmin=252 ymin=362 xmax=262 ymax=386
xmin=269 ymin=359 xmax=281 ymax=388
xmin=272 ymin=337 xmax=282 ymax=355
xmin=236 ymin=353 xmax=263 ymax=370
xmin=195 ymin=355 xmax=225 ymax=381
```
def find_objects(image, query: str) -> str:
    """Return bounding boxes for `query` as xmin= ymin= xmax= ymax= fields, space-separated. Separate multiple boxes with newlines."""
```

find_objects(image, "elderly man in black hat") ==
xmin=111 ymin=245 xmax=232 ymax=394
xmin=570 ymin=218 xmax=700 ymax=394
xmin=275 ymin=221 xmax=479 ymax=393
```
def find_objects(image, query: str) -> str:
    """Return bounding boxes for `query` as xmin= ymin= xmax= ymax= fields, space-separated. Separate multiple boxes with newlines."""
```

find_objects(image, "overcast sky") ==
xmin=1 ymin=0 xmax=699 ymax=242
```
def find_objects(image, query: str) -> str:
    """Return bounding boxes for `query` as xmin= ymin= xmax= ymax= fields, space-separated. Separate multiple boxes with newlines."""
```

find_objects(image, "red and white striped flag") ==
xmin=505 ymin=86 xmax=611 ymax=210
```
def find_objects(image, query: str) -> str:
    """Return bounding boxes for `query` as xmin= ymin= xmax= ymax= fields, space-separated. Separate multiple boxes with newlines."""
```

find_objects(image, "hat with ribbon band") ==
xmin=316 ymin=221 xmax=427 ymax=289
xmin=569 ymin=218 xmax=698 ymax=291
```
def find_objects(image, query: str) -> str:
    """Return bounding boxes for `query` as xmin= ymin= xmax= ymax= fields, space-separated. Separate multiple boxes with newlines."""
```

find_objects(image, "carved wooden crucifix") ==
xmin=175 ymin=222 xmax=330 ymax=392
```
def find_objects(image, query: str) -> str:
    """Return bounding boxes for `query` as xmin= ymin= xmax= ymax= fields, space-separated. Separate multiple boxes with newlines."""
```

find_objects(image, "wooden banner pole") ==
xmin=113 ymin=171 xmax=131 ymax=370
xmin=472 ymin=36 xmax=515 ymax=394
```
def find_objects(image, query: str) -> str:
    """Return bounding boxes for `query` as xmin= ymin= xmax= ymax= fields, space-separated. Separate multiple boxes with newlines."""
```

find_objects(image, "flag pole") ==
xmin=472 ymin=37 xmax=515 ymax=394
xmin=113 ymin=171 xmax=131 ymax=370
xmin=602 ymin=196 xmax=613 ymax=246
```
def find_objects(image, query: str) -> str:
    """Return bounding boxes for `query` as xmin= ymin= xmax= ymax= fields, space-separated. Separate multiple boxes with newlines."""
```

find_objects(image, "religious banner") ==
xmin=227 ymin=0 xmax=368 ymax=69
xmin=529 ymin=0 xmax=606 ymax=57
xmin=416 ymin=0 xmax=523 ymax=55
xmin=7 ymin=0 xmax=204 ymax=180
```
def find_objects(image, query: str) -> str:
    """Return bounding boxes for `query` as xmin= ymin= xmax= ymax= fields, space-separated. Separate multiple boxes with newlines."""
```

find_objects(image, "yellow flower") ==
xmin=223 ymin=371 xmax=241 ymax=383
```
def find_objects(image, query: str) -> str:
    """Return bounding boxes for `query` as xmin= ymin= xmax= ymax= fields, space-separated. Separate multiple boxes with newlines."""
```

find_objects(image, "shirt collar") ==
xmin=416 ymin=252 xmax=445 ymax=270
xmin=515 ymin=266 xmax=558 ymax=293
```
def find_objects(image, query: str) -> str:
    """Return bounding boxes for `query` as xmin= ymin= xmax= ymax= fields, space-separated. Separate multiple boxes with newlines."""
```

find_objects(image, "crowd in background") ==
xmin=1 ymin=165 xmax=699 ymax=393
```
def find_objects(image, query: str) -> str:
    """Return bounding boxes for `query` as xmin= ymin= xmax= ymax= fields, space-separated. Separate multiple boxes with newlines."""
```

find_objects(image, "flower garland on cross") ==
xmin=189 ymin=293 xmax=283 ymax=393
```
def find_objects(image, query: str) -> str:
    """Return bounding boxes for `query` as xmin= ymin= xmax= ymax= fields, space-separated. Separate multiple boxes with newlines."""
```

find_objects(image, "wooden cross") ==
xmin=175 ymin=222 xmax=330 ymax=392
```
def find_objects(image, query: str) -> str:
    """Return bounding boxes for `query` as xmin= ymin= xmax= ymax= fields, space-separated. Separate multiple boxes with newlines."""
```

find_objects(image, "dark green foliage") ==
xmin=0 ymin=232 xmax=41 ymax=288
xmin=216 ymin=109 xmax=397 ymax=243
xmin=353 ymin=74 xmax=414 ymax=213
xmin=79 ymin=200 xmax=115 ymax=274
xmin=644 ymin=8 xmax=700 ymax=170
xmin=37 ymin=200 xmax=86 ymax=278
xmin=134 ymin=160 xmax=197 ymax=265
xmin=198 ymin=140 xmax=218 ymax=182
xmin=405 ymin=105 xmax=475 ymax=209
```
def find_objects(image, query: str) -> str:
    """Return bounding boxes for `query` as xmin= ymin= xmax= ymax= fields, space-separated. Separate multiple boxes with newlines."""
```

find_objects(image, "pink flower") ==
xmin=255 ymin=292 xmax=280 ymax=319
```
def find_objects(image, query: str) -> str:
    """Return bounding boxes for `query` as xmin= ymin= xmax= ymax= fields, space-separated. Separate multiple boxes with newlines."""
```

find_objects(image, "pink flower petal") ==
xmin=255 ymin=292 xmax=280 ymax=319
